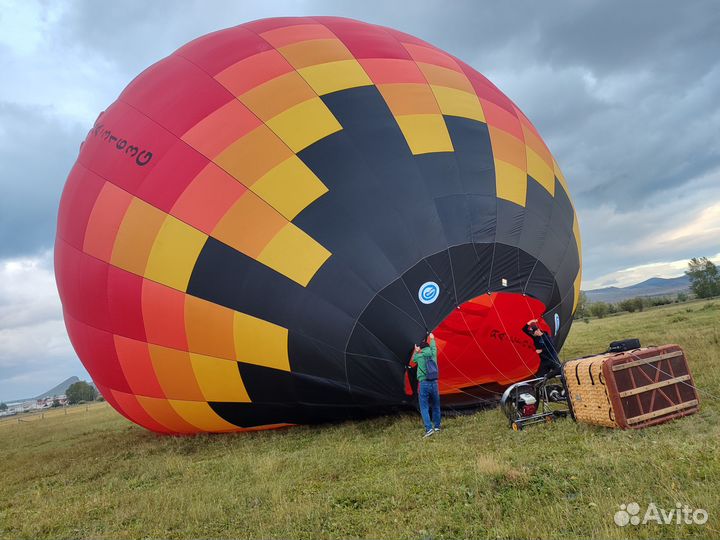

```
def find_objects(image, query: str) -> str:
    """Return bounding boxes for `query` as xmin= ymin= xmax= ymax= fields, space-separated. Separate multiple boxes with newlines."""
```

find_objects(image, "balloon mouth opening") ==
xmin=431 ymin=291 xmax=548 ymax=402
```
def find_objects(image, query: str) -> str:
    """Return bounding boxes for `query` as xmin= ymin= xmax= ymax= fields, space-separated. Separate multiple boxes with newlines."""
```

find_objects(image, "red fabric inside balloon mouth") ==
xmin=431 ymin=292 xmax=549 ymax=395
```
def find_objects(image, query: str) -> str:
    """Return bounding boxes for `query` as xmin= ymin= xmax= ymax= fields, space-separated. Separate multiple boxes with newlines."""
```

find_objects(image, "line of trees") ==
xmin=575 ymin=292 xmax=686 ymax=319
xmin=65 ymin=381 xmax=98 ymax=404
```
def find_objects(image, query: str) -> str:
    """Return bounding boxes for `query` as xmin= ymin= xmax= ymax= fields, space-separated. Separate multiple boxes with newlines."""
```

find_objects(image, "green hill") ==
xmin=1 ymin=300 xmax=718 ymax=539
xmin=33 ymin=376 xmax=80 ymax=400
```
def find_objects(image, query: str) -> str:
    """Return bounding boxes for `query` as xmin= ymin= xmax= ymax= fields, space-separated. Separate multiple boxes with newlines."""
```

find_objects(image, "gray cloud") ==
xmin=0 ymin=103 xmax=85 ymax=258
xmin=54 ymin=0 xmax=306 ymax=76
xmin=0 ymin=250 xmax=88 ymax=401
xmin=580 ymin=168 xmax=720 ymax=280
xmin=537 ymin=1 xmax=720 ymax=79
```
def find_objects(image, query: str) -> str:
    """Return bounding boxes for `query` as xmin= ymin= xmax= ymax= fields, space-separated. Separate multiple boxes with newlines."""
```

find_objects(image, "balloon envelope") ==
xmin=55 ymin=17 xmax=581 ymax=433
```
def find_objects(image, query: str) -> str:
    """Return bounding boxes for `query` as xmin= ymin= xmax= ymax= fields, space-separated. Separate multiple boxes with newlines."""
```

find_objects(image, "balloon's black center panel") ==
xmin=187 ymin=85 xmax=578 ymax=428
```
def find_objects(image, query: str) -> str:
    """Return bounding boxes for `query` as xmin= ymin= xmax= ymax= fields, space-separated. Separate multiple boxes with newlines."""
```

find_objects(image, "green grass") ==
xmin=1 ymin=300 xmax=719 ymax=539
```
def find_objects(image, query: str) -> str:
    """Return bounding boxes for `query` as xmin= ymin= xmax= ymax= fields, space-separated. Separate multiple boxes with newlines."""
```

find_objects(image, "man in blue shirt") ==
xmin=409 ymin=332 xmax=441 ymax=437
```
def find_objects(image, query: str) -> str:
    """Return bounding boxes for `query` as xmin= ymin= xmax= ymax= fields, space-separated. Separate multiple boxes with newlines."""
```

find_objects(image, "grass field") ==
xmin=0 ymin=403 xmax=103 ymax=426
xmin=1 ymin=300 xmax=719 ymax=539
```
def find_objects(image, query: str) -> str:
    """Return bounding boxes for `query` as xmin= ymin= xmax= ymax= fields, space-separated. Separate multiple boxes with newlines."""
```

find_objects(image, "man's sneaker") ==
xmin=433 ymin=427 xmax=441 ymax=432
xmin=423 ymin=429 xmax=434 ymax=438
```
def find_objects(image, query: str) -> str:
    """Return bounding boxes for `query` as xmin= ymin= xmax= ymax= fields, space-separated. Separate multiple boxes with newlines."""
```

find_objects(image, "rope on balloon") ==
xmin=621 ymin=350 xmax=718 ymax=401
xmin=436 ymin=344 xmax=505 ymax=399
xmin=452 ymin=309 xmax=525 ymax=397
xmin=488 ymin=297 xmax=541 ymax=376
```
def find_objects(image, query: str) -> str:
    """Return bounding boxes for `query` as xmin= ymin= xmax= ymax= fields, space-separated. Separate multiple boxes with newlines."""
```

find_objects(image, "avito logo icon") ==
xmin=418 ymin=282 xmax=440 ymax=305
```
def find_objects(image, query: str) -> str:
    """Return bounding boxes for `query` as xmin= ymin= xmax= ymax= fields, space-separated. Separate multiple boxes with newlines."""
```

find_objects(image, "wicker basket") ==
xmin=563 ymin=345 xmax=699 ymax=429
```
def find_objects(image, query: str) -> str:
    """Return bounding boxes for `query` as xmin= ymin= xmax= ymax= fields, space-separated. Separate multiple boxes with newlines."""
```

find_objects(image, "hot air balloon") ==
xmin=54 ymin=17 xmax=581 ymax=434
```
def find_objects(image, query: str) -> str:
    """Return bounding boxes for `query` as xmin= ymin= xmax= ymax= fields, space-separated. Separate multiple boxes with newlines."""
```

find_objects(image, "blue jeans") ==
xmin=418 ymin=380 xmax=441 ymax=431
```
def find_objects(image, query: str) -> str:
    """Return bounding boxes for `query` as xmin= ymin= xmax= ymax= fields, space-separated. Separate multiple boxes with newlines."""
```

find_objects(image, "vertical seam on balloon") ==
xmin=530 ymin=187 xmax=577 ymax=316
xmin=139 ymin=55 xmax=320 ymax=230
xmin=375 ymin=29 xmax=469 ymax=317
xmin=397 ymin=278 xmax=430 ymax=331
xmin=487 ymin=121 xmax=501 ymax=292
xmin=305 ymin=16 xmax=377 ymax=94
xmin=373 ymin=291 xmax=429 ymax=335
xmin=446 ymin=245 xmax=461 ymax=307
xmin=114 ymin=95 xmax=295 ymax=231
xmin=522 ymin=258 xmax=541 ymax=296
xmin=436 ymin=341 xmax=505 ymax=398
xmin=487 ymin=225 xmax=498 ymax=293
xmin=543 ymin=255 xmax=580 ymax=336
xmin=520 ymin=186 xmax=561 ymax=290
xmin=435 ymin=306 xmax=508 ymax=397
xmin=519 ymin=252 xmax=576 ymax=361
xmin=175 ymin=48 xmax=322 ymax=171
xmin=418 ymin=259 xmax=453 ymax=316
xmin=487 ymin=297 xmax=538 ymax=376
xmin=351 ymin=320 xmax=403 ymax=364
xmin=454 ymin=304 xmax=518 ymax=382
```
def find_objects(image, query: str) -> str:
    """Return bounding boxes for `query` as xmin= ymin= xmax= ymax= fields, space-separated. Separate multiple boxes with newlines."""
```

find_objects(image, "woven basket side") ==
xmin=565 ymin=357 xmax=618 ymax=428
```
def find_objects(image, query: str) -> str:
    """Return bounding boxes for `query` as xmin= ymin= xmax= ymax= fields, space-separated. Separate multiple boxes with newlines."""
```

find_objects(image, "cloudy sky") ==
xmin=1 ymin=0 xmax=719 ymax=401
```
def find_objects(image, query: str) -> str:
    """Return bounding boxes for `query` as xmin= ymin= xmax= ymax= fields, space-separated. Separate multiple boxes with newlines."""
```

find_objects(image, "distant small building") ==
xmin=3 ymin=395 xmax=68 ymax=414
xmin=38 ymin=395 xmax=68 ymax=408
xmin=5 ymin=401 xmax=35 ymax=413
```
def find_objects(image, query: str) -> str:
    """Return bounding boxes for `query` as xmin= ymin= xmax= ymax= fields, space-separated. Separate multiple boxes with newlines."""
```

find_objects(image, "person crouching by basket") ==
xmin=409 ymin=332 xmax=441 ymax=438
xmin=522 ymin=319 xmax=562 ymax=378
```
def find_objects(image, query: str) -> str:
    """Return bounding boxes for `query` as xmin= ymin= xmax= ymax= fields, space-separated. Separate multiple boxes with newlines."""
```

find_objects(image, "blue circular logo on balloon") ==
xmin=418 ymin=281 xmax=440 ymax=304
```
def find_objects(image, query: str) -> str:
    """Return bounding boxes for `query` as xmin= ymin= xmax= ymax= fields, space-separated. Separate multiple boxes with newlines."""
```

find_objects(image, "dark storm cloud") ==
xmin=537 ymin=1 xmax=720 ymax=78
xmin=0 ymin=103 xmax=85 ymax=258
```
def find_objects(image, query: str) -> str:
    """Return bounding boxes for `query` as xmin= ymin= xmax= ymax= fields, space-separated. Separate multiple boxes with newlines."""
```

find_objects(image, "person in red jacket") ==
xmin=409 ymin=332 xmax=441 ymax=437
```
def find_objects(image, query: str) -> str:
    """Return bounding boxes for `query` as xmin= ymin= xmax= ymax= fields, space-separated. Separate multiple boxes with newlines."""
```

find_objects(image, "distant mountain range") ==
xmin=34 ymin=376 xmax=81 ymax=399
xmin=584 ymin=275 xmax=691 ymax=304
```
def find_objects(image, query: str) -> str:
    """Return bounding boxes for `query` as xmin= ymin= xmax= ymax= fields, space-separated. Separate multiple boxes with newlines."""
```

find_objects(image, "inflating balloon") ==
xmin=55 ymin=17 xmax=581 ymax=433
